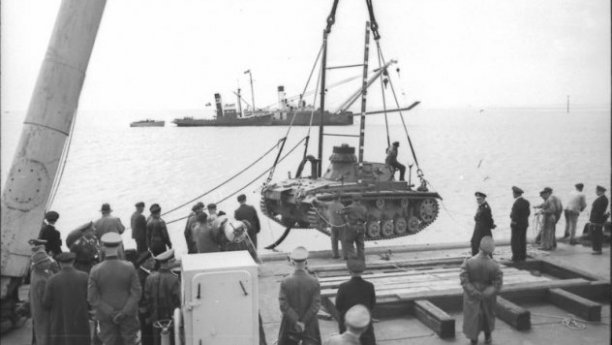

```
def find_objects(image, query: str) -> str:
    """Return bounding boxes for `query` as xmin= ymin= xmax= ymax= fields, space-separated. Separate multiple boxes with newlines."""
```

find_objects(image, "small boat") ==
xmin=130 ymin=119 xmax=165 ymax=127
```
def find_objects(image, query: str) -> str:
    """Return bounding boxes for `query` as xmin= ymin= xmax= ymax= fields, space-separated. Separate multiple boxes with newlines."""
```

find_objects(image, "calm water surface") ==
xmin=1 ymin=108 xmax=610 ymax=256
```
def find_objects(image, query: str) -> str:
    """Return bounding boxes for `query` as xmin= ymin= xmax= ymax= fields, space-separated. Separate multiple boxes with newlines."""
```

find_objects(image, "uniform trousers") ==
xmin=98 ymin=315 xmax=139 ymax=345
xmin=590 ymin=223 xmax=604 ymax=253
xmin=342 ymin=224 xmax=365 ymax=259
xmin=510 ymin=225 xmax=527 ymax=261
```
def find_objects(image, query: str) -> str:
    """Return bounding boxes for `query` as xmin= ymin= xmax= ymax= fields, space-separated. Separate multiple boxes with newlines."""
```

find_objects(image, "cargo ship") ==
xmin=129 ymin=119 xmax=165 ymax=127
xmin=173 ymin=86 xmax=354 ymax=127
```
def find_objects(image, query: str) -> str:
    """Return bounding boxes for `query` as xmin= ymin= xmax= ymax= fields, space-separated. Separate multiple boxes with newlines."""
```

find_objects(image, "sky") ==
xmin=1 ymin=0 xmax=610 ymax=112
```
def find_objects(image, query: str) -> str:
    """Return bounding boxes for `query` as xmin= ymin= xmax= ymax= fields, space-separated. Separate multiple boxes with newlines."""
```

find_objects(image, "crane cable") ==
xmin=375 ymin=41 xmax=391 ymax=148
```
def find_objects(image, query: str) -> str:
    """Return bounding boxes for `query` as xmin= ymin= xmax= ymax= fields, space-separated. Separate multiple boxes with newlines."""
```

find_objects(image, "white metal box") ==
xmin=181 ymin=251 xmax=259 ymax=345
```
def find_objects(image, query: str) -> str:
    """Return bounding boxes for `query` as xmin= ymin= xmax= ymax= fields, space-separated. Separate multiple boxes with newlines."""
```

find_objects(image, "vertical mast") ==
xmin=1 ymin=0 xmax=107 ymax=281
xmin=566 ymin=95 xmax=570 ymax=113
xmin=357 ymin=22 xmax=371 ymax=164
xmin=245 ymin=70 xmax=256 ymax=113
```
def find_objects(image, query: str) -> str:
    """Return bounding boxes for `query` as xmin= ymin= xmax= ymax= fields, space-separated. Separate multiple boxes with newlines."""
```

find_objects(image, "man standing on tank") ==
xmin=385 ymin=141 xmax=406 ymax=181
xmin=510 ymin=186 xmax=530 ymax=261
xmin=131 ymin=201 xmax=148 ymax=253
xmin=471 ymin=192 xmax=496 ymax=256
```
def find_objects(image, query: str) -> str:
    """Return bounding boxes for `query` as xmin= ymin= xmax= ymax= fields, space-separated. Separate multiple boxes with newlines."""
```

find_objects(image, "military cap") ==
xmin=237 ymin=194 xmax=247 ymax=202
xmin=100 ymin=232 xmax=122 ymax=247
xmin=154 ymin=249 xmax=175 ymax=262
xmin=596 ymin=185 xmax=607 ymax=192
xmin=31 ymin=251 xmax=51 ymax=265
xmin=207 ymin=203 xmax=217 ymax=210
xmin=56 ymin=252 xmax=76 ymax=263
xmin=392 ymin=141 xmax=399 ymax=146
xmin=575 ymin=183 xmax=584 ymax=189
xmin=290 ymin=246 xmax=309 ymax=261
xmin=347 ymin=257 xmax=366 ymax=273
xmin=28 ymin=239 xmax=48 ymax=246
xmin=479 ymin=236 xmax=495 ymax=254
xmin=344 ymin=304 xmax=371 ymax=329
xmin=45 ymin=211 xmax=60 ymax=222
xmin=192 ymin=202 xmax=205 ymax=211
xmin=543 ymin=187 xmax=553 ymax=193
xmin=150 ymin=203 xmax=161 ymax=213
xmin=100 ymin=203 xmax=112 ymax=212
xmin=511 ymin=186 xmax=524 ymax=194
xmin=135 ymin=201 xmax=145 ymax=208
xmin=474 ymin=191 xmax=487 ymax=198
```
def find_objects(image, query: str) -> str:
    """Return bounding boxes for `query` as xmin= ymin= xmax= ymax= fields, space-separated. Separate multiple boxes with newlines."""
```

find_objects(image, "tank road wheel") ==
xmin=366 ymin=221 xmax=381 ymax=239
xmin=407 ymin=216 xmax=420 ymax=233
xmin=394 ymin=217 xmax=408 ymax=235
xmin=375 ymin=199 xmax=385 ymax=210
xmin=418 ymin=199 xmax=439 ymax=223
xmin=381 ymin=220 xmax=395 ymax=238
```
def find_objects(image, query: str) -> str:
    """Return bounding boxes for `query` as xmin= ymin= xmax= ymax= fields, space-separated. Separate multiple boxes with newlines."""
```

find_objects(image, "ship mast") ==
xmin=244 ymin=69 xmax=256 ymax=113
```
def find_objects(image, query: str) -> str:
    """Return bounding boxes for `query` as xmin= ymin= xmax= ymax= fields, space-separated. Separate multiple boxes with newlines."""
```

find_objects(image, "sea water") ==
xmin=1 ymin=107 xmax=610 ymax=256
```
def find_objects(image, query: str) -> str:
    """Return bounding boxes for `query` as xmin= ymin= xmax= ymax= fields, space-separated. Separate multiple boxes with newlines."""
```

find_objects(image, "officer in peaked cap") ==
xmin=278 ymin=246 xmax=321 ymax=345
xmin=144 ymin=249 xmax=180 ymax=345
xmin=471 ymin=191 xmax=496 ymax=256
xmin=326 ymin=304 xmax=372 ymax=345
xmin=510 ymin=186 xmax=530 ymax=262
xmin=39 ymin=210 xmax=63 ymax=257
xmin=88 ymin=232 xmax=141 ymax=345
xmin=334 ymin=255 xmax=376 ymax=344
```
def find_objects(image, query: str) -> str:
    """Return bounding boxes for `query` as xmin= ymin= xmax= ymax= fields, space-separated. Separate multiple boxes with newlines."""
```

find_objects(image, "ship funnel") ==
xmin=214 ymin=93 xmax=223 ymax=119
xmin=277 ymin=86 xmax=287 ymax=111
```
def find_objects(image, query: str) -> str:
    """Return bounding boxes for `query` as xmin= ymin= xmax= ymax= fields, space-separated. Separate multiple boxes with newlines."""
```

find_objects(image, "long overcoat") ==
xmin=29 ymin=259 xmax=58 ymax=345
xmin=42 ymin=266 xmax=91 ymax=345
xmin=471 ymin=202 xmax=496 ymax=254
xmin=335 ymin=276 xmax=376 ymax=345
xmin=460 ymin=253 xmax=503 ymax=339
xmin=278 ymin=269 xmax=321 ymax=345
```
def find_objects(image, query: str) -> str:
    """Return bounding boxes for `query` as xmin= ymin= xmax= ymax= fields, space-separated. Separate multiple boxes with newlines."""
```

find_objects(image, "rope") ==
xmin=531 ymin=312 xmax=589 ymax=330
xmin=310 ymin=203 xmax=348 ymax=228
xmin=375 ymin=42 xmax=391 ymax=148
xmin=160 ymin=139 xmax=280 ymax=217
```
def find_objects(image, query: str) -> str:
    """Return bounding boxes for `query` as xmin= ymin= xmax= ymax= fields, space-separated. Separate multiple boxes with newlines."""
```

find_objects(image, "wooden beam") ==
xmin=413 ymin=300 xmax=455 ymax=338
xmin=495 ymin=296 xmax=531 ymax=330
xmin=547 ymin=288 xmax=602 ymax=321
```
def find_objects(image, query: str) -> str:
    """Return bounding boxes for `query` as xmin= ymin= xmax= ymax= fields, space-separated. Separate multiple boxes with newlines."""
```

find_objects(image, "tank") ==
xmin=260 ymin=144 xmax=441 ymax=241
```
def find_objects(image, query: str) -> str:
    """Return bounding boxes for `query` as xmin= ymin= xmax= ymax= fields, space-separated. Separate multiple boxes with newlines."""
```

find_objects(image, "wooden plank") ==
xmin=495 ymin=296 xmax=531 ymax=330
xmin=547 ymin=288 xmax=602 ymax=321
xmin=413 ymin=300 xmax=455 ymax=338
xmin=309 ymin=257 xmax=466 ymax=273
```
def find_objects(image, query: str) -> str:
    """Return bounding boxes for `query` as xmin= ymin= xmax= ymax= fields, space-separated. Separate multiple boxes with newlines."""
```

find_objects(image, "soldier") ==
xmin=29 ymin=239 xmax=59 ymax=345
xmin=70 ymin=223 xmax=101 ymax=273
xmin=510 ymin=186 xmax=530 ymax=262
xmin=88 ymin=232 xmax=142 ymax=345
xmin=589 ymin=185 xmax=609 ymax=255
xmin=325 ymin=304 xmax=371 ymax=345
xmin=563 ymin=183 xmax=587 ymax=243
xmin=194 ymin=213 xmax=223 ymax=253
xmin=234 ymin=194 xmax=261 ymax=249
xmin=38 ymin=211 xmax=63 ymax=257
xmin=471 ymin=192 xmax=496 ymax=256
xmin=143 ymin=249 xmax=181 ymax=345
xmin=42 ymin=252 xmax=91 ymax=345
xmin=278 ymin=246 xmax=321 ymax=345
xmin=385 ymin=141 xmax=406 ymax=181
xmin=312 ymin=197 xmax=346 ymax=259
xmin=146 ymin=204 xmax=172 ymax=256
xmin=338 ymin=198 xmax=367 ymax=260
xmin=94 ymin=203 xmax=126 ymax=259
xmin=460 ymin=236 xmax=503 ymax=345
xmin=131 ymin=201 xmax=148 ymax=253
xmin=334 ymin=257 xmax=376 ymax=345
xmin=184 ymin=201 xmax=204 ymax=254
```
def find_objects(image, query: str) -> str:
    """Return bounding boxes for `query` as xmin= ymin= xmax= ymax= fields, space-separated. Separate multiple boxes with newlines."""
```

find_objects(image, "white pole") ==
xmin=1 ymin=0 xmax=107 ymax=285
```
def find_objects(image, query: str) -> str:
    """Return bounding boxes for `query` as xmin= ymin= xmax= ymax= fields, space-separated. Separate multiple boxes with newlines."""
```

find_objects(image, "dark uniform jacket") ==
xmin=88 ymin=257 xmax=142 ymax=322
xmin=131 ymin=211 xmax=148 ymax=251
xmin=278 ymin=269 xmax=321 ymax=345
xmin=234 ymin=204 xmax=261 ymax=237
xmin=590 ymin=195 xmax=609 ymax=224
xmin=42 ymin=266 xmax=91 ymax=345
xmin=385 ymin=146 xmax=399 ymax=165
xmin=39 ymin=223 xmax=63 ymax=256
xmin=184 ymin=211 xmax=199 ymax=254
xmin=335 ymin=276 xmax=376 ymax=345
xmin=144 ymin=268 xmax=180 ymax=323
xmin=473 ymin=202 xmax=495 ymax=237
xmin=146 ymin=218 xmax=172 ymax=255
xmin=510 ymin=197 xmax=530 ymax=228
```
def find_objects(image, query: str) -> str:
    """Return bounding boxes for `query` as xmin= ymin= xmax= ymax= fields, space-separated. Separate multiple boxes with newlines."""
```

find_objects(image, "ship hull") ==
xmin=173 ymin=111 xmax=353 ymax=127
xmin=130 ymin=121 xmax=165 ymax=127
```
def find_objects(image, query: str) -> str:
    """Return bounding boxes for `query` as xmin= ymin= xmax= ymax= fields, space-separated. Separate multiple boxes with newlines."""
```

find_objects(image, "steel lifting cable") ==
xmin=304 ymin=54 xmax=324 ymax=158
xmin=375 ymin=42 xmax=391 ymax=148
xmin=160 ymin=139 xmax=281 ymax=217
xmin=164 ymin=137 xmax=308 ymax=225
